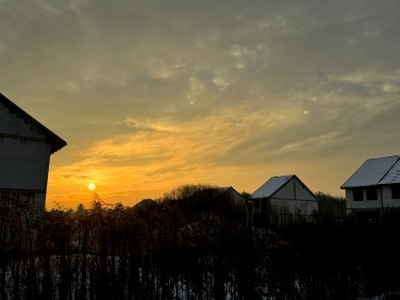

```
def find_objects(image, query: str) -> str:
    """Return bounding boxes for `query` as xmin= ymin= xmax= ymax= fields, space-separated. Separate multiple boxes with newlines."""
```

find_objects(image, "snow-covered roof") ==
xmin=341 ymin=155 xmax=400 ymax=189
xmin=251 ymin=175 xmax=295 ymax=199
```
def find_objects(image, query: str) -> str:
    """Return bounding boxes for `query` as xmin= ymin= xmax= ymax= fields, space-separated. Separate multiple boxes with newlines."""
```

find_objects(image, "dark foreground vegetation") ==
xmin=1 ymin=186 xmax=400 ymax=300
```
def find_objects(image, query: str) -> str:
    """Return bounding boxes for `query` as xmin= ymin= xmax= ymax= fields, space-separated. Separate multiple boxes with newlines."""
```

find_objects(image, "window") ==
xmin=365 ymin=187 xmax=377 ymax=200
xmin=391 ymin=184 xmax=400 ymax=199
xmin=353 ymin=188 xmax=364 ymax=201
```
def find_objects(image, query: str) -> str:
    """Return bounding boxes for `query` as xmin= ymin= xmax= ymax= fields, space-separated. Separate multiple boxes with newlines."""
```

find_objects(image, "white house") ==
xmin=341 ymin=155 xmax=400 ymax=216
xmin=0 ymin=94 xmax=66 ymax=208
xmin=251 ymin=175 xmax=319 ymax=217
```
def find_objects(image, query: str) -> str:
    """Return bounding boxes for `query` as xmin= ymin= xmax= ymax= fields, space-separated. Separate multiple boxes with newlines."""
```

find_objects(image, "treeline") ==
xmin=1 ymin=188 xmax=400 ymax=299
xmin=315 ymin=192 xmax=347 ymax=222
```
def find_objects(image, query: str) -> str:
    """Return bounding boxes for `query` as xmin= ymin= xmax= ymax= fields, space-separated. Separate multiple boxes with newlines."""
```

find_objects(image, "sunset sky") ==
xmin=1 ymin=0 xmax=400 ymax=209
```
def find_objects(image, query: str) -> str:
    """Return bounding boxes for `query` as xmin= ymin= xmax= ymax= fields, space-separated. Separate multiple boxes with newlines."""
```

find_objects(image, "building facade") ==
xmin=251 ymin=175 xmax=319 ymax=219
xmin=341 ymin=155 xmax=400 ymax=217
xmin=0 ymin=94 xmax=66 ymax=208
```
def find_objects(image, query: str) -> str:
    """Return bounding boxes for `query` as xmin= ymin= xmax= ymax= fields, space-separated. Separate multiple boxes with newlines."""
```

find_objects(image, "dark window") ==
xmin=253 ymin=199 xmax=260 ymax=210
xmin=353 ymin=188 xmax=364 ymax=201
xmin=365 ymin=187 xmax=377 ymax=200
xmin=391 ymin=184 xmax=400 ymax=199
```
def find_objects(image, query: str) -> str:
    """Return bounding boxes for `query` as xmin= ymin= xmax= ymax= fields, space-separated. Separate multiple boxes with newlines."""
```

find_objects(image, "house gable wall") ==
xmin=0 ymin=101 xmax=45 ymax=139
xmin=0 ymin=101 xmax=52 ymax=208
xmin=270 ymin=177 xmax=318 ymax=215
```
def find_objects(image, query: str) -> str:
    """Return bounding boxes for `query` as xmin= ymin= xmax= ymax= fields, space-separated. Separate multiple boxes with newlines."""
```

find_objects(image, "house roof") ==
xmin=132 ymin=199 xmax=156 ymax=211
xmin=214 ymin=186 xmax=236 ymax=195
xmin=251 ymin=175 xmax=295 ymax=199
xmin=0 ymin=93 xmax=67 ymax=154
xmin=189 ymin=186 xmax=245 ymax=206
xmin=341 ymin=155 xmax=400 ymax=189
xmin=216 ymin=186 xmax=245 ymax=203
xmin=201 ymin=186 xmax=243 ymax=200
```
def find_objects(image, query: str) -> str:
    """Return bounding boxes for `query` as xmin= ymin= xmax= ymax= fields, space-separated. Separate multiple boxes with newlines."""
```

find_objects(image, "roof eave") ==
xmin=1 ymin=94 xmax=67 ymax=154
xmin=341 ymin=182 xmax=400 ymax=189
xmin=50 ymin=138 xmax=67 ymax=154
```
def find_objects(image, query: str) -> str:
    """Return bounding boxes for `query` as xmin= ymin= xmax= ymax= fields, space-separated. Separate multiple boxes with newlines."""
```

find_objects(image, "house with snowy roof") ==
xmin=251 ymin=175 xmax=318 ymax=223
xmin=341 ymin=155 xmax=400 ymax=217
xmin=0 ymin=94 xmax=66 ymax=208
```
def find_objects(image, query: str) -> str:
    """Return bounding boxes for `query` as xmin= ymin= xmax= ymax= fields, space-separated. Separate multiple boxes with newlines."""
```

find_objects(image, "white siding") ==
xmin=346 ymin=186 xmax=400 ymax=213
xmin=270 ymin=177 xmax=318 ymax=215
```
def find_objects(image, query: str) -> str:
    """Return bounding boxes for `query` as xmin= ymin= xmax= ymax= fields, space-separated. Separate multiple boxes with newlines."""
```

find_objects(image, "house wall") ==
xmin=0 ymin=102 xmax=51 ymax=208
xmin=224 ymin=188 xmax=246 ymax=207
xmin=346 ymin=186 xmax=400 ymax=213
xmin=346 ymin=188 xmax=380 ymax=212
xmin=269 ymin=177 xmax=318 ymax=215
xmin=0 ymin=102 xmax=45 ymax=138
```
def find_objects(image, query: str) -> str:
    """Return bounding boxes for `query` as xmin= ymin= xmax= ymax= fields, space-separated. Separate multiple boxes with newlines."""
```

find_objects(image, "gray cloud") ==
xmin=1 ymin=0 xmax=400 ymax=203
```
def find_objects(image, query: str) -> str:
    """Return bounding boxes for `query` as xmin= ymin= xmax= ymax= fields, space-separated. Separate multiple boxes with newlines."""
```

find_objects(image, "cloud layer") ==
xmin=1 ymin=0 xmax=400 ymax=207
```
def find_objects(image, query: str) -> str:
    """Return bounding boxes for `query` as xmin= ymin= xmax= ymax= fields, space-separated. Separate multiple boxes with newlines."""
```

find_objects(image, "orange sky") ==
xmin=2 ymin=1 xmax=400 ymax=209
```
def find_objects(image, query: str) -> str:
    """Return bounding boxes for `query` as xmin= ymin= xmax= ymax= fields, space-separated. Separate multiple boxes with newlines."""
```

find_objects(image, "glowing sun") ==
xmin=88 ymin=183 xmax=96 ymax=191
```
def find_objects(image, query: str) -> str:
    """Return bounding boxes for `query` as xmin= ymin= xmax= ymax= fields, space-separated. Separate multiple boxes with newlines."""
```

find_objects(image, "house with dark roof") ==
xmin=0 ymin=94 xmax=66 ymax=208
xmin=341 ymin=155 xmax=400 ymax=217
xmin=185 ymin=186 xmax=246 ymax=212
xmin=251 ymin=175 xmax=318 ymax=223
xmin=172 ymin=186 xmax=248 ymax=222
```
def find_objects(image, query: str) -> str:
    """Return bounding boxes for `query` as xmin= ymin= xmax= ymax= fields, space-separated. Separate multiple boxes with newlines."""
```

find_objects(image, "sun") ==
xmin=88 ymin=183 xmax=96 ymax=191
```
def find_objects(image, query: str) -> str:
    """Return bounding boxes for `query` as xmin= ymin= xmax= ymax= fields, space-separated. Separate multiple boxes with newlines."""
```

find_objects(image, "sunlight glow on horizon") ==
xmin=7 ymin=0 xmax=396 ymax=210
